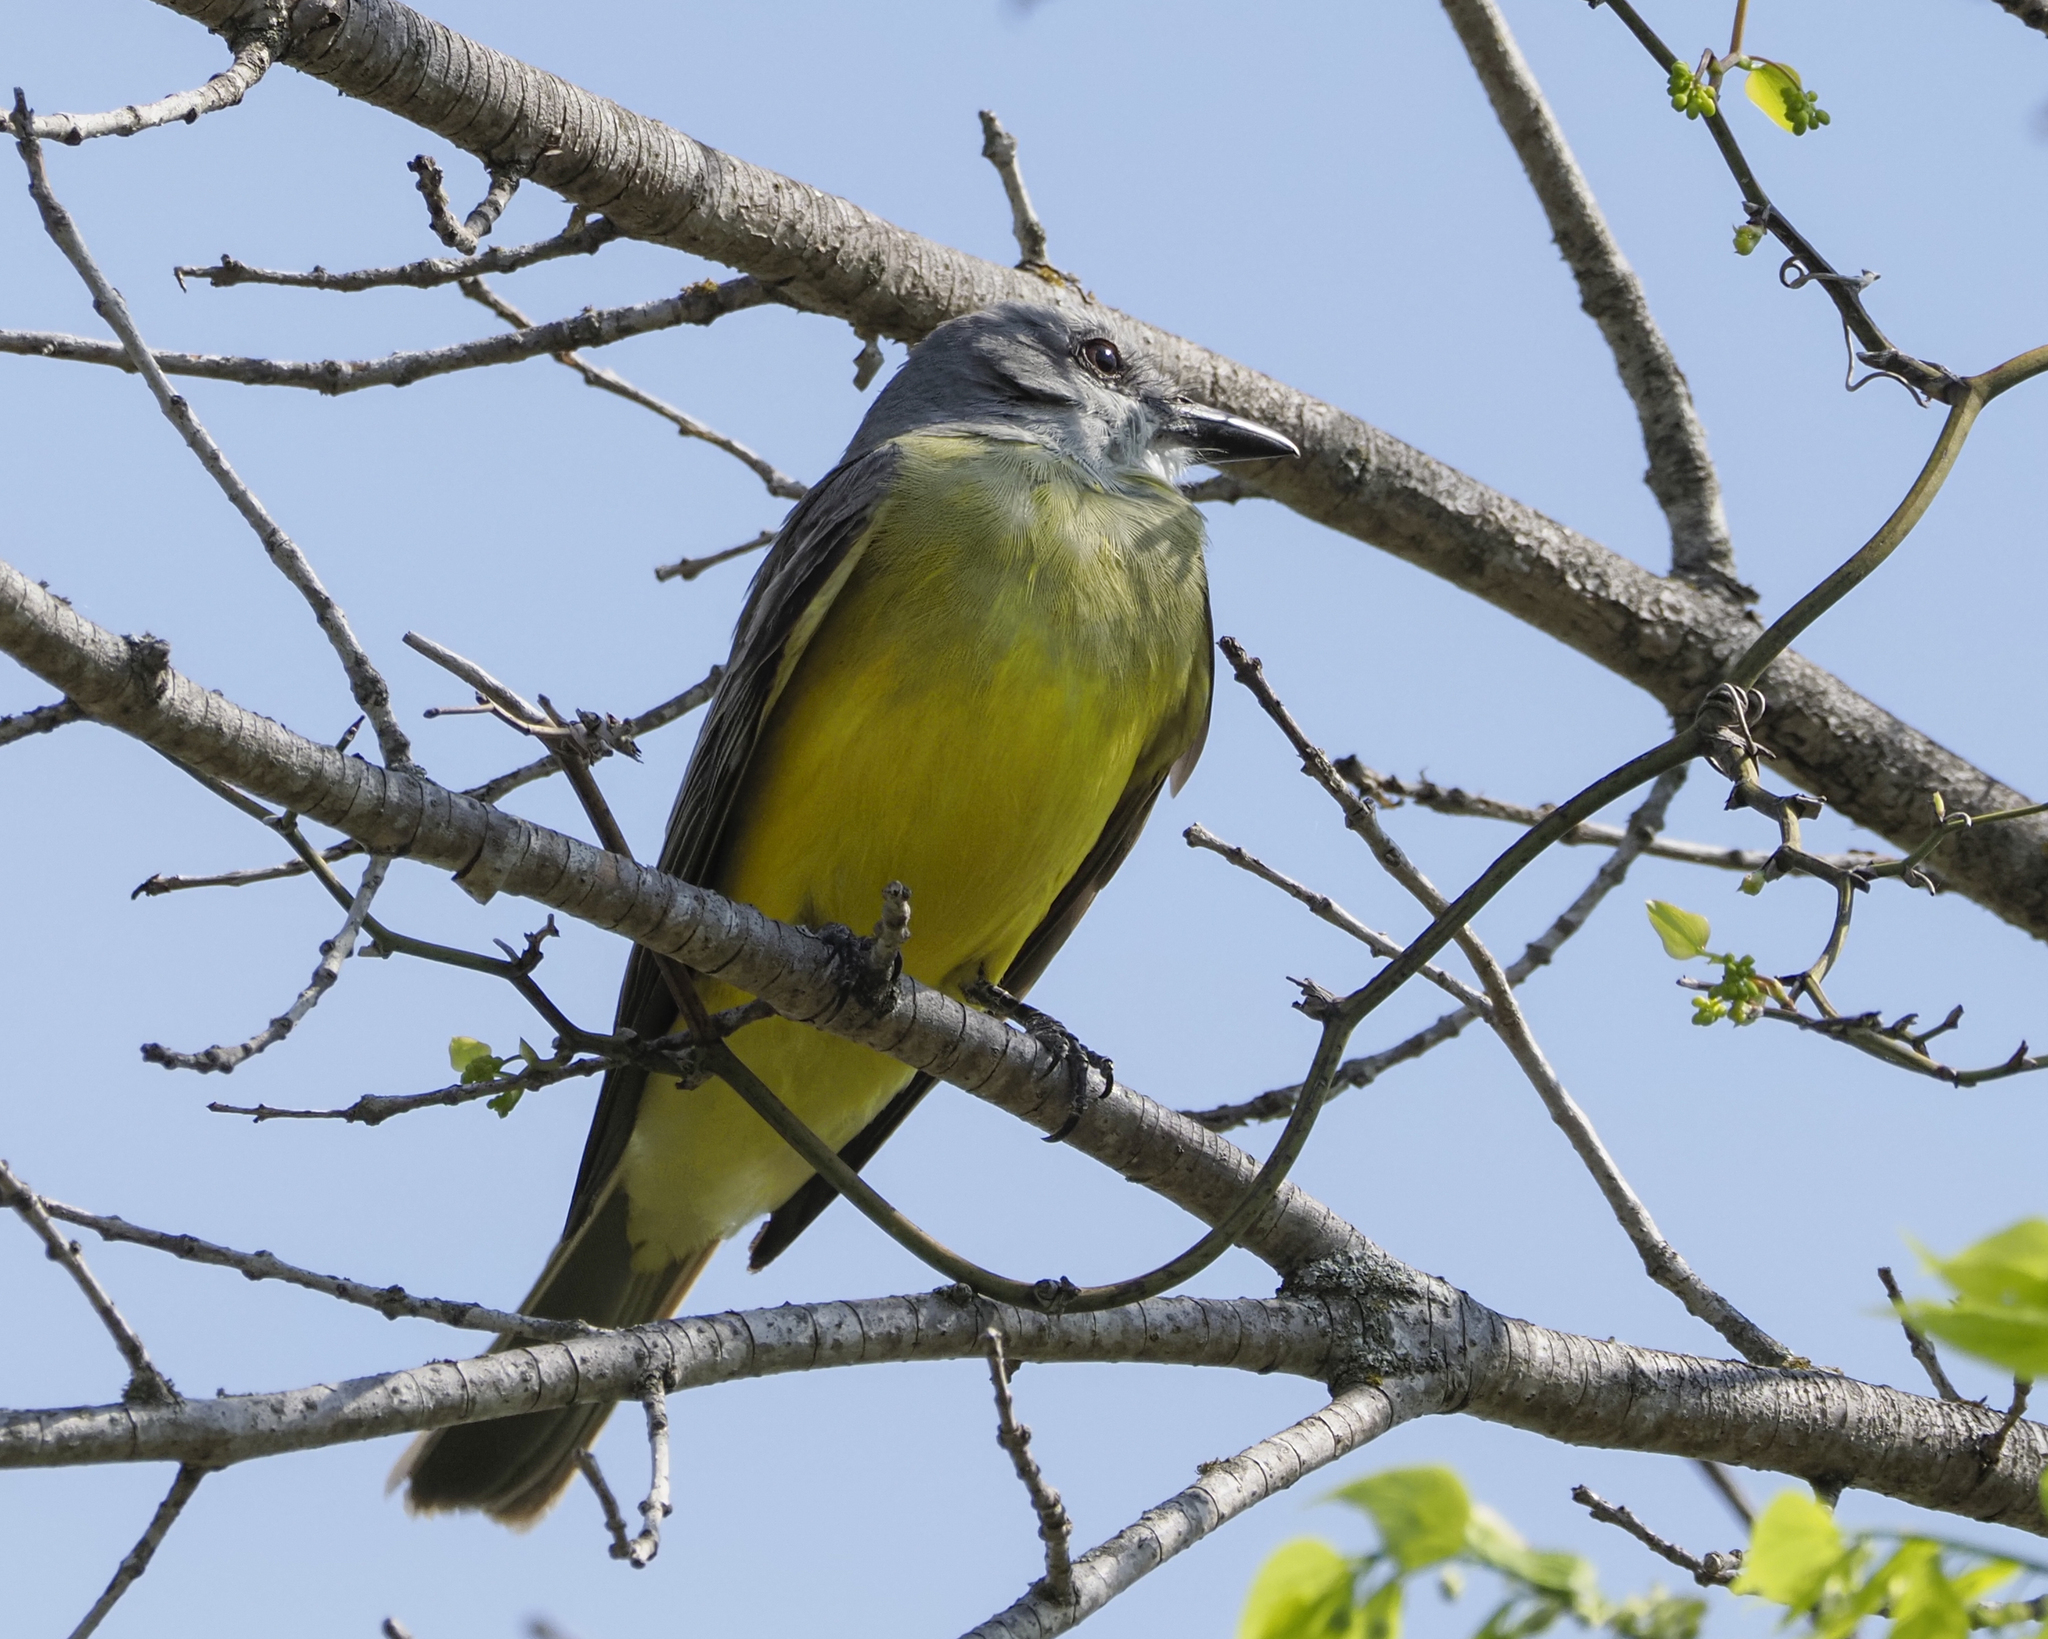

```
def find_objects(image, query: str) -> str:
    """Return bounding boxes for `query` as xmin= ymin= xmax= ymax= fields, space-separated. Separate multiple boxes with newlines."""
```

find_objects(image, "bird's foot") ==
xmin=967 ymin=978 xmax=1114 ymax=1144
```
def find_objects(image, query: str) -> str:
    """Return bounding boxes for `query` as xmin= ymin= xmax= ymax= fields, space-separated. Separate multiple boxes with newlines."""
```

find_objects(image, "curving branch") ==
xmin=1438 ymin=0 xmax=1739 ymax=595
xmin=123 ymin=0 xmax=2048 ymax=946
xmin=8 ymin=30 xmax=276 ymax=145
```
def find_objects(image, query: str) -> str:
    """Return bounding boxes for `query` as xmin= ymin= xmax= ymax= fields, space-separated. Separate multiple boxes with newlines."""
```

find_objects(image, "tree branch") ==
xmin=66 ymin=1463 xmax=208 ymax=1639
xmin=1438 ymin=0 xmax=1740 ymax=595
xmin=7 ymin=30 xmax=276 ymax=145
xmin=0 ymin=1160 xmax=177 ymax=1406
xmin=963 ymin=1381 xmax=1416 ymax=1638
xmin=13 ymin=102 xmax=417 ymax=774
xmin=136 ymin=0 xmax=2048 ymax=942
xmin=0 ymin=696 xmax=83 ymax=747
xmin=0 ymin=557 xmax=1368 ymax=1280
xmin=0 ymin=278 xmax=776 ymax=396
xmin=173 ymin=212 xmax=620 ymax=291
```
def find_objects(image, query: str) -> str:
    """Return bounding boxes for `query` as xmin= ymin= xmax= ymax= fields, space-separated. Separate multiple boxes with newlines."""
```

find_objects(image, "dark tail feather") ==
xmin=395 ymin=1188 xmax=713 ymax=1524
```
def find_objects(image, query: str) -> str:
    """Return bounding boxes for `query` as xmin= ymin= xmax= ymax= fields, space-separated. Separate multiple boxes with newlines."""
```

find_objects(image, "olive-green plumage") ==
xmin=397 ymin=304 xmax=1296 ymax=1522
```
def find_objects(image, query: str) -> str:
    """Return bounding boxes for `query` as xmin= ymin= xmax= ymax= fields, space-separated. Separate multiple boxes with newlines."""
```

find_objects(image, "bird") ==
xmin=397 ymin=300 xmax=1298 ymax=1521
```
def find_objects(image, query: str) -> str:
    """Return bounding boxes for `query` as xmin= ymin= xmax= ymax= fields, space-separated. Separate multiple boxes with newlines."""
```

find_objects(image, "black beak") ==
xmin=1166 ymin=400 xmax=1300 ymax=465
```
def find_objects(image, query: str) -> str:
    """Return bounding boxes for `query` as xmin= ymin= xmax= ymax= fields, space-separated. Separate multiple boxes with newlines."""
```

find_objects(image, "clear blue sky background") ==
xmin=5 ymin=2 xmax=2047 ymax=1636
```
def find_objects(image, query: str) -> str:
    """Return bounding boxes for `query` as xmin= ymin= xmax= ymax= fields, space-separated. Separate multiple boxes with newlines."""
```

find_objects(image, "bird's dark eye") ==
xmin=1080 ymin=337 xmax=1123 ymax=375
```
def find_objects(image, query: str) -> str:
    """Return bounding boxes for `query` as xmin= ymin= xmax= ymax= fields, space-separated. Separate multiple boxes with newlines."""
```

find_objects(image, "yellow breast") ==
xmin=621 ymin=432 xmax=1210 ymax=1264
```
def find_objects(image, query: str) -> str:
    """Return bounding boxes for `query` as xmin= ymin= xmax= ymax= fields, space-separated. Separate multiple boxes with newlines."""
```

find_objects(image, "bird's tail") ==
xmin=393 ymin=1187 xmax=713 ymax=1525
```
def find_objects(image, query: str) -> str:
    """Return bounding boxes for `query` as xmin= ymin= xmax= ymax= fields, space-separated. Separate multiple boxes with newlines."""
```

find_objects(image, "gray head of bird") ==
xmin=846 ymin=302 xmax=1299 ymax=488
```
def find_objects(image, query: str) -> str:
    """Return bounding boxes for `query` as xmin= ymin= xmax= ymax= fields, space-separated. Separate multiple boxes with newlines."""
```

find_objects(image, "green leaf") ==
xmin=448 ymin=1035 xmax=494 ymax=1073
xmin=1239 ymin=1539 xmax=1361 ymax=1639
xmin=1359 ymin=1579 xmax=1403 ymax=1639
xmin=1645 ymin=901 xmax=1711 ymax=960
xmin=1608 ymin=1589 xmax=1705 ymax=1639
xmin=1744 ymin=61 xmax=1830 ymax=135
xmin=1904 ymin=1221 xmax=2048 ymax=1375
xmin=1329 ymin=1466 xmax=1471 ymax=1571
xmin=486 ymin=1085 xmax=524 ymax=1118
xmin=1881 ymin=1541 xmax=1974 ymax=1639
xmin=1734 ymin=1491 xmax=1847 ymax=1610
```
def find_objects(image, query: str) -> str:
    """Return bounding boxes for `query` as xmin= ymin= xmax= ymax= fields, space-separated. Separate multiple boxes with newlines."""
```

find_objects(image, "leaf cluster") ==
xmin=1900 ymin=1221 xmax=2048 ymax=1381
xmin=446 ymin=1033 xmax=544 ymax=1115
xmin=1643 ymin=901 xmax=1784 ymax=1027
xmin=1239 ymin=1466 xmax=1704 ymax=1639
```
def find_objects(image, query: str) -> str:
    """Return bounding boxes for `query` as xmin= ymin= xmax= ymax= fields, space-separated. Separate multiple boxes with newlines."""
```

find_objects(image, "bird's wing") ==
xmin=748 ymin=603 xmax=1215 ymax=1270
xmin=558 ymin=443 xmax=903 ymax=1241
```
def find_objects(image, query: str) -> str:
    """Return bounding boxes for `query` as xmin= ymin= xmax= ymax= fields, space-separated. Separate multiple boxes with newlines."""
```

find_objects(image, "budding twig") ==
xmin=0 ymin=1159 xmax=176 ymax=1405
xmin=1571 ymin=1485 xmax=1743 ymax=1586
xmin=985 ymin=1329 xmax=1075 ymax=1603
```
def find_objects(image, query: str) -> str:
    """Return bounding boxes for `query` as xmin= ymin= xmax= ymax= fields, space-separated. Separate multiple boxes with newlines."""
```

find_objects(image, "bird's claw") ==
xmin=967 ymin=978 xmax=1114 ymax=1143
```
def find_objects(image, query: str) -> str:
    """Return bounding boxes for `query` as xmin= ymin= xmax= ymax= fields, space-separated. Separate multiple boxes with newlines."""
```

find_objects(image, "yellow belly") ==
xmin=619 ymin=434 xmax=1208 ymax=1266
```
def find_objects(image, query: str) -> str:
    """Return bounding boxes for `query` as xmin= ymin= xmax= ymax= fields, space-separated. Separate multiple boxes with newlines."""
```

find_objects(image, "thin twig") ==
xmin=65 ymin=1464 xmax=208 ymax=1639
xmin=174 ymin=213 xmax=620 ymax=292
xmin=0 ymin=696 xmax=82 ymax=747
xmin=1340 ymin=760 xmax=1891 ymax=878
xmin=12 ymin=101 xmax=417 ymax=773
xmin=1224 ymin=639 xmax=1794 ymax=1368
xmin=1877 ymin=1266 xmax=1965 ymax=1401
xmin=0 ymin=277 xmax=777 ymax=398
xmin=141 ymin=855 xmax=389 ymax=1073
xmin=1185 ymin=822 xmax=1492 ymax=1015
xmin=0 ymin=1159 xmax=176 ymax=1405
xmin=576 ymin=1450 xmax=636 ymax=1560
xmin=41 ymin=1196 xmax=592 ymax=1339
xmin=1982 ymin=1379 xmax=2034 ymax=1471
xmin=961 ymin=1382 xmax=1412 ymax=1638
xmin=459 ymin=278 xmax=806 ymax=499
xmin=132 ymin=665 xmax=725 ymax=897
xmin=985 ymin=1329 xmax=1075 ymax=1603
xmin=208 ymin=1050 xmax=611 ymax=1124
xmin=654 ymin=530 xmax=777 ymax=584
xmin=1695 ymin=1460 xmax=1755 ymax=1528
xmin=1571 ymin=1485 xmax=1742 ymax=1587
xmin=619 ymin=1380 xmax=672 ymax=1568
xmin=11 ymin=32 xmax=274 ymax=145
xmin=1440 ymin=0 xmax=1741 ymax=595
xmin=1187 ymin=766 xmax=1687 ymax=1131
xmin=409 ymin=153 xmax=523 ymax=255
xmin=978 ymin=111 xmax=1053 ymax=271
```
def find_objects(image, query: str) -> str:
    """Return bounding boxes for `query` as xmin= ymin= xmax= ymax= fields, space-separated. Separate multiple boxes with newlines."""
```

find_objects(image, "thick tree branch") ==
xmin=0 ymin=558 xmax=1367 ymax=1280
xmin=129 ymin=0 xmax=2048 ymax=946
xmin=1438 ymin=0 xmax=1740 ymax=595
xmin=1990 ymin=1 xmax=2048 ymax=38
xmin=5 ymin=1287 xmax=2044 ymax=1538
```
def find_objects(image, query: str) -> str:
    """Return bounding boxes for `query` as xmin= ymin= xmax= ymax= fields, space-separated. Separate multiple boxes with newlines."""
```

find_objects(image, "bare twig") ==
xmin=403 ymin=631 xmax=544 ymax=725
xmin=1571 ymin=1485 xmax=1742 ymax=1587
xmin=978 ymin=111 xmax=1054 ymax=272
xmin=409 ymin=153 xmax=523 ymax=254
xmin=1184 ymin=822 xmax=1493 ymax=1016
xmin=207 ymin=1050 xmax=610 ymax=1125
xmin=1224 ymin=639 xmax=1793 ymax=1368
xmin=0 ymin=696 xmax=82 ymax=747
xmin=1982 ymin=1380 xmax=2033 ymax=1471
xmin=66 ymin=1464 xmax=208 ymax=1639
xmin=133 ymin=665 xmax=724 ymax=898
xmin=984 ymin=1328 xmax=1074 ymax=1603
xmin=12 ymin=101 xmax=418 ymax=773
xmin=1440 ymin=0 xmax=1741 ymax=595
xmin=10 ymin=32 xmax=274 ymax=146
xmin=576 ymin=1449 xmax=635 ymax=1560
xmin=1187 ymin=766 xmax=1687 ymax=1132
xmin=620 ymin=1381 xmax=672 ymax=1567
xmin=0 ymin=1159 xmax=176 ymax=1405
xmin=459 ymin=278 xmax=807 ymax=500
xmin=963 ymin=1382 xmax=1414 ymax=1638
xmin=41 ymin=1195 xmax=592 ymax=1339
xmin=1878 ymin=1266 xmax=1964 ymax=1401
xmin=141 ymin=856 xmax=390 ymax=1073
xmin=175 ymin=213 xmax=620 ymax=292
xmin=1695 ymin=1460 xmax=1755 ymax=1528
xmin=0 ymin=277 xmax=777 ymax=398
xmin=653 ymin=530 xmax=777 ymax=584
xmin=1340 ymin=760 xmax=1893 ymax=878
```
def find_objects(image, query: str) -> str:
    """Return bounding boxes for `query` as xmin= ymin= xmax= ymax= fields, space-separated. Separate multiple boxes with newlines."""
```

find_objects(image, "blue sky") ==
xmin=4 ymin=3 xmax=2047 ymax=1636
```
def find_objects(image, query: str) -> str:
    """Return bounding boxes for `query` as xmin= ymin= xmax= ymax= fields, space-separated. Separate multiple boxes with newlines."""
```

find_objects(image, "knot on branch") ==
xmin=816 ymin=882 xmax=912 ymax=1019
xmin=124 ymin=632 xmax=172 ymax=696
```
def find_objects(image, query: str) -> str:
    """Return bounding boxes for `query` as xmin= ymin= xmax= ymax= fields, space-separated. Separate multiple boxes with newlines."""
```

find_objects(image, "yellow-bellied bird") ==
xmin=400 ymin=302 xmax=1298 ymax=1520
